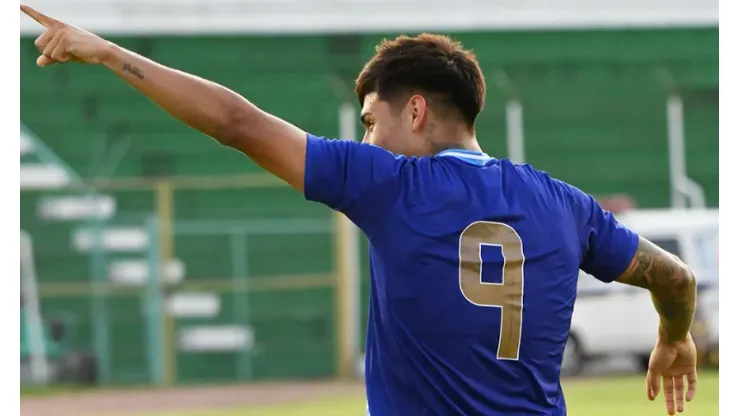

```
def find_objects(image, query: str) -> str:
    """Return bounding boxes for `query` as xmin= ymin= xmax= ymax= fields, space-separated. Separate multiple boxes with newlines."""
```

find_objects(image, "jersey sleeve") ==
xmin=303 ymin=133 xmax=406 ymax=234
xmin=567 ymin=184 xmax=640 ymax=283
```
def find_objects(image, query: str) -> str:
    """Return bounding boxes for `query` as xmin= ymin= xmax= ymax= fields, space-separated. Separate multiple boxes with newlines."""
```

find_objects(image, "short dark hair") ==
xmin=355 ymin=33 xmax=486 ymax=128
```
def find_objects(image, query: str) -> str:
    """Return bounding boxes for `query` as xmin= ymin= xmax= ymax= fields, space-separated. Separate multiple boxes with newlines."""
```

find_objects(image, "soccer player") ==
xmin=21 ymin=5 xmax=699 ymax=415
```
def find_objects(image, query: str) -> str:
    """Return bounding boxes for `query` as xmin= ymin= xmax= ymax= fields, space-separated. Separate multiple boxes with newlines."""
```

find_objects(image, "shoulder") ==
xmin=491 ymin=160 xmax=562 ymax=199
xmin=508 ymin=162 xmax=588 ymax=206
xmin=507 ymin=162 xmax=558 ymax=187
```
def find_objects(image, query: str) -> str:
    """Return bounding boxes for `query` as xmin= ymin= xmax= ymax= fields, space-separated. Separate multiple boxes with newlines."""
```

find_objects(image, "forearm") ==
xmin=649 ymin=271 xmax=697 ymax=344
xmin=100 ymin=42 xmax=256 ymax=146
xmin=617 ymin=238 xmax=697 ymax=344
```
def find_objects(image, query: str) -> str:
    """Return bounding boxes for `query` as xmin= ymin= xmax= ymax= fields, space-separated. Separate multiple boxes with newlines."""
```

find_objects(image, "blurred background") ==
xmin=20 ymin=0 xmax=719 ymax=415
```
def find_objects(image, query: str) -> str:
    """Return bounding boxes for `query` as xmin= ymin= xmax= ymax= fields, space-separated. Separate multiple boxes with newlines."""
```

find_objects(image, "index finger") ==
xmin=20 ymin=3 xmax=58 ymax=28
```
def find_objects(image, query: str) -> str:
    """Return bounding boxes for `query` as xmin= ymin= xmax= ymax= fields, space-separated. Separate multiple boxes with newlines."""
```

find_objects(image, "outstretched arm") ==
xmin=21 ymin=4 xmax=306 ymax=190
xmin=21 ymin=3 xmax=409 ymax=235
xmin=102 ymin=46 xmax=307 ymax=190
xmin=616 ymin=237 xmax=697 ymax=344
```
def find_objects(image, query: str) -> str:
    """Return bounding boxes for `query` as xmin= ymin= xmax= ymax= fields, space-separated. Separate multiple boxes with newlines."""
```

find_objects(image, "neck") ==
xmin=430 ymin=137 xmax=482 ymax=155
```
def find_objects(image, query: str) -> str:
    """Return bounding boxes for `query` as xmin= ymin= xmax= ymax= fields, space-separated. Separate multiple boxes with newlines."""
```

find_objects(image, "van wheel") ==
xmin=562 ymin=334 xmax=586 ymax=377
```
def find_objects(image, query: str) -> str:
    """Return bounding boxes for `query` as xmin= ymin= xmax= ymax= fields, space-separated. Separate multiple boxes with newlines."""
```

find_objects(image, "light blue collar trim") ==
xmin=436 ymin=149 xmax=493 ymax=166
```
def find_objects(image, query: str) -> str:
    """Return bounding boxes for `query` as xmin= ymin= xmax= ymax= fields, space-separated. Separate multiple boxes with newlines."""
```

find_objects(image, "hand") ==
xmin=20 ymin=3 xmax=112 ymax=67
xmin=646 ymin=333 xmax=698 ymax=415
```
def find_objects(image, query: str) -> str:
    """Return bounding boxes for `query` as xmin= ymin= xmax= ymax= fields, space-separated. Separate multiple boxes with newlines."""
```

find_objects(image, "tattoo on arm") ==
xmin=122 ymin=62 xmax=145 ymax=80
xmin=616 ymin=237 xmax=697 ymax=344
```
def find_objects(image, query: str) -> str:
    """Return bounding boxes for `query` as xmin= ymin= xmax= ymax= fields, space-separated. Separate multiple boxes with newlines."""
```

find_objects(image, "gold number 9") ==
xmin=459 ymin=221 xmax=525 ymax=360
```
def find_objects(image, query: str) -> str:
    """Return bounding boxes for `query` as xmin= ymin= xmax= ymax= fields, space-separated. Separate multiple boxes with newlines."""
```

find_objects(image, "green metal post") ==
xmin=145 ymin=216 xmax=166 ymax=385
xmin=230 ymin=232 xmax=252 ymax=381
xmin=90 ymin=218 xmax=111 ymax=383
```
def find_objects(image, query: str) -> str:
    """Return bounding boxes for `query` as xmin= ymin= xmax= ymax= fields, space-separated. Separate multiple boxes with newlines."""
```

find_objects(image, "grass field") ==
xmin=129 ymin=372 xmax=719 ymax=416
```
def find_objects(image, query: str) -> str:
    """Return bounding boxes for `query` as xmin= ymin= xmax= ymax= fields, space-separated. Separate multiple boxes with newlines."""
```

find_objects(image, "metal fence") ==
xmin=20 ymin=174 xmax=361 ymax=386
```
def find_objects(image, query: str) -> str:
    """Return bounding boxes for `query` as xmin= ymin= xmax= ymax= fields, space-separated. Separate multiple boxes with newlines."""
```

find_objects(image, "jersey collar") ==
xmin=435 ymin=149 xmax=493 ymax=166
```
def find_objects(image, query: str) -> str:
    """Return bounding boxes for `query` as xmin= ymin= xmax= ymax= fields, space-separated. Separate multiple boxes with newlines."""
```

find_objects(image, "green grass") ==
xmin=561 ymin=372 xmax=719 ymax=416
xmin=127 ymin=372 xmax=719 ymax=416
xmin=20 ymin=385 xmax=93 ymax=397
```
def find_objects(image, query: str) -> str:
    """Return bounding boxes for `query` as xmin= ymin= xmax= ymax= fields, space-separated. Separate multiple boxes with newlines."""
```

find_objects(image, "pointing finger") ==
xmin=20 ymin=3 xmax=59 ymax=28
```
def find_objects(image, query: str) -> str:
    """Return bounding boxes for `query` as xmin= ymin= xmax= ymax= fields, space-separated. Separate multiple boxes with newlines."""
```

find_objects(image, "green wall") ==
xmin=21 ymin=28 xmax=719 ymax=205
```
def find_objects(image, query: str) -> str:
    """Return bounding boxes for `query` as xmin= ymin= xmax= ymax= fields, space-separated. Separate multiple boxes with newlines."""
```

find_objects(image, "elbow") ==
xmin=676 ymin=258 xmax=697 ymax=292
xmin=684 ymin=265 xmax=698 ymax=293
xmin=646 ymin=258 xmax=697 ymax=299
xmin=661 ymin=261 xmax=697 ymax=299
xmin=213 ymin=99 xmax=262 ymax=150
xmin=215 ymin=111 xmax=253 ymax=149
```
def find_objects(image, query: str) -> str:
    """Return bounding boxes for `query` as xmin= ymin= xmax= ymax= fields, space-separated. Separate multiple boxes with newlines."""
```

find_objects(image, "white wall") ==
xmin=20 ymin=0 xmax=718 ymax=35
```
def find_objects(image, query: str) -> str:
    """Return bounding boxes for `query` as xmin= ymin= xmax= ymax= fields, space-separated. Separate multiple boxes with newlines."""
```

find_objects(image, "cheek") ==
xmin=365 ymin=120 xmax=403 ymax=150
xmin=374 ymin=122 xmax=397 ymax=143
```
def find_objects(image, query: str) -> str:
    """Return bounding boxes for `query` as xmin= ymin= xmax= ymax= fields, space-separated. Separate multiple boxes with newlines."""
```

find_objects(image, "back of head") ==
xmin=354 ymin=34 xmax=486 ymax=156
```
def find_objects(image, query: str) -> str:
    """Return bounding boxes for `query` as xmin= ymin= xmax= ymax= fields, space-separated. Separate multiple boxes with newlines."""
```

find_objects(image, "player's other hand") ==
xmin=20 ymin=3 xmax=112 ymax=67
xmin=646 ymin=333 xmax=698 ymax=415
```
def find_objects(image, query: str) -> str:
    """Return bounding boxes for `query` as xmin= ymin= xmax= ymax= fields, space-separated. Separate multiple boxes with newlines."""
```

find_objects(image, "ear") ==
xmin=407 ymin=94 xmax=429 ymax=133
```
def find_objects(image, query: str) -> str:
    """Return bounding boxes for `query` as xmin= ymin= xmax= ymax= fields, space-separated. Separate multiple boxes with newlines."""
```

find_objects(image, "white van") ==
xmin=562 ymin=209 xmax=719 ymax=376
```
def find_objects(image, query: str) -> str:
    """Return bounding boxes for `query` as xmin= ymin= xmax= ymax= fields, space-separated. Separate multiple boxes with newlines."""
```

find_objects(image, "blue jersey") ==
xmin=304 ymin=135 xmax=639 ymax=416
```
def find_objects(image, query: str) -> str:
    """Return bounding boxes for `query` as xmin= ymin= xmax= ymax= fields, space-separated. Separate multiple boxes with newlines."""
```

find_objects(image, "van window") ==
xmin=651 ymin=238 xmax=682 ymax=259
xmin=694 ymin=229 xmax=719 ymax=281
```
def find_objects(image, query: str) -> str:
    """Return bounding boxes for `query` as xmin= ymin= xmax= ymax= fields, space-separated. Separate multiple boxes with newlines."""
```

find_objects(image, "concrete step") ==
xmin=167 ymin=293 xmax=220 ymax=318
xmin=20 ymin=165 xmax=70 ymax=189
xmin=72 ymin=227 xmax=149 ymax=252
xmin=38 ymin=195 xmax=116 ymax=221
xmin=108 ymin=258 xmax=185 ymax=285
xmin=178 ymin=325 xmax=254 ymax=353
